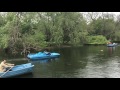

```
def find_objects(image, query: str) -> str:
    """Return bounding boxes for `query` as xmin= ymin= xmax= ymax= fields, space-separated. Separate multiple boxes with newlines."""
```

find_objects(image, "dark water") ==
xmin=1 ymin=45 xmax=120 ymax=78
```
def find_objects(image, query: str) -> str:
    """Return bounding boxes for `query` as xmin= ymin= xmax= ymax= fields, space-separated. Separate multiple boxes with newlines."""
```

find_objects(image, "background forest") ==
xmin=0 ymin=12 xmax=120 ymax=55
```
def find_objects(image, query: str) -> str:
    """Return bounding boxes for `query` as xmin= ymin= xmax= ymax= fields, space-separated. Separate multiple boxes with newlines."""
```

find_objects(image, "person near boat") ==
xmin=0 ymin=60 xmax=14 ymax=72
xmin=43 ymin=50 xmax=51 ymax=55
xmin=108 ymin=41 xmax=112 ymax=44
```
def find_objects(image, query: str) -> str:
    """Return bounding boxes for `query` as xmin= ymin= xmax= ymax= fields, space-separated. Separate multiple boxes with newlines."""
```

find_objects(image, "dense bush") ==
xmin=86 ymin=35 xmax=108 ymax=44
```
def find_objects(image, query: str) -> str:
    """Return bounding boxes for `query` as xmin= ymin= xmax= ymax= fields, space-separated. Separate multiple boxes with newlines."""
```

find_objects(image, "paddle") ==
xmin=0 ymin=66 xmax=14 ymax=78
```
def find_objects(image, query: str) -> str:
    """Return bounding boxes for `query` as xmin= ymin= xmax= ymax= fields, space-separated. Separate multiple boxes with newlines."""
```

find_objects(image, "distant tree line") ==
xmin=0 ymin=12 xmax=120 ymax=54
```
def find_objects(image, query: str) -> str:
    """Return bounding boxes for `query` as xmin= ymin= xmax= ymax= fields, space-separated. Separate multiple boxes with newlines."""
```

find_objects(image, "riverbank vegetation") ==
xmin=0 ymin=12 xmax=120 ymax=54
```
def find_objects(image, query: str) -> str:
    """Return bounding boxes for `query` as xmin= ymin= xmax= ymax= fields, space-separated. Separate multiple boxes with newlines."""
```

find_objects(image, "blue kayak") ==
xmin=0 ymin=63 xmax=34 ymax=78
xmin=107 ymin=43 xmax=118 ymax=47
xmin=27 ymin=52 xmax=60 ymax=60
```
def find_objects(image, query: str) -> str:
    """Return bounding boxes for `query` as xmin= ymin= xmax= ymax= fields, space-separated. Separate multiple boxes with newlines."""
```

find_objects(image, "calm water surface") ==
xmin=1 ymin=45 xmax=120 ymax=78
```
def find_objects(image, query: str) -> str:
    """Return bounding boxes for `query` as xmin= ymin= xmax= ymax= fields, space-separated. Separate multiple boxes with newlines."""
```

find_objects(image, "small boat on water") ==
xmin=27 ymin=52 xmax=60 ymax=61
xmin=107 ymin=43 xmax=118 ymax=47
xmin=0 ymin=63 xmax=34 ymax=78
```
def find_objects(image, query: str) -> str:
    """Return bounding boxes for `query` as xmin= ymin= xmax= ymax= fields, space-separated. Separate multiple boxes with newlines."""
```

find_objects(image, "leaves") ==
xmin=0 ymin=12 xmax=120 ymax=54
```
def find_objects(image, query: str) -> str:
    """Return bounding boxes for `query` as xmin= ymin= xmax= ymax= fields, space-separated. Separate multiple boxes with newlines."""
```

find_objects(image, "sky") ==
xmin=81 ymin=12 xmax=120 ymax=16
xmin=81 ymin=12 xmax=120 ymax=23
xmin=106 ymin=12 xmax=120 ymax=16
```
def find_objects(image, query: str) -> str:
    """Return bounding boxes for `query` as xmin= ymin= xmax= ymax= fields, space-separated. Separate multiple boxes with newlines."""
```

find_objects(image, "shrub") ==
xmin=86 ymin=35 xmax=108 ymax=44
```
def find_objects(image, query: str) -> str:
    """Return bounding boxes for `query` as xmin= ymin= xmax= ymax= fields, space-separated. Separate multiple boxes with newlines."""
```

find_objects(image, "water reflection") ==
xmin=1 ymin=46 xmax=120 ymax=78
xmin=107 ymin=47 xmax=115 ymax=56
xmin=29 ymin=58 xmax=60 ymax=64
xmin=12 ymin=73 xmax=34 ymax=78
xmin=80 ymin=55 xmax=120 ymax=78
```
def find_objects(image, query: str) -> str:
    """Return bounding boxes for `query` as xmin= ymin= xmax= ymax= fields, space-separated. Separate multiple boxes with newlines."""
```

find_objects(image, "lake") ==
xmin=1 ymin=45 xmax=120 ymax=78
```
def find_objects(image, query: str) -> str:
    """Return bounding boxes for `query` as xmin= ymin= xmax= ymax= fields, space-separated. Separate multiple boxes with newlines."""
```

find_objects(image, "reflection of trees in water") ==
xmin=56 ymin=47 xmax=89 ymax=71
xmin=30 ymin=58 xmax=60 ymax=64
xmin=86 ymin=46 xmax=118 ymax=66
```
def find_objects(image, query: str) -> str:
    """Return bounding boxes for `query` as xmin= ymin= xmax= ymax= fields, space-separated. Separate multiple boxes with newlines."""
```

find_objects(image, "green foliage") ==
xmin=86 ymin=35 xmax=108 ymax=44
xmin=88 ymin=16 xmax=116 ymax=40
xmin=0 ymin=12 xmax=120 ymax=54
xmin=22 ymin=31 xmax=46 ymax=48
xmin=0 ymin=34 xmax=9 ymax=48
